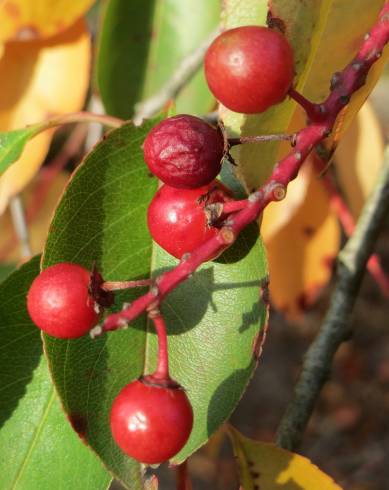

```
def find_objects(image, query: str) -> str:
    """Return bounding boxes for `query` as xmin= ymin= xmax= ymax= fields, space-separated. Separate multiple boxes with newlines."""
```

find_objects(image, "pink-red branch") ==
xmin=95 ymin=2 xmax=389 ymax=336
xmin=316 ymin=158 xmax=389 ymax=298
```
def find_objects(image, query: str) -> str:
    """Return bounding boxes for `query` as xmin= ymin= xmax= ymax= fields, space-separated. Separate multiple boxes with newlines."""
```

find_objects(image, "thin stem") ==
xmin=228 ymin=133 xmax=294 ymax=147
xmin=101 ymin=279 xmax=153 ymax=291
xmin=221 ymin=199 xmax=249 ymax=214
xmin=288 ymin=87 xmax=324 ymax=121
xmin=151 ymin=314 xmax=170 ymax=381
xmin=276 ymin=146 xmax=389 ymax=450
xmin=133 ymin=28 xmax=220 ymax=124
xmin=318 ymin=162 xmax=389 ymax=298
xmin=45 ymin=111 xmax=124 ymax=130
xmin=176 ymin=460 xmax=192 ymax=490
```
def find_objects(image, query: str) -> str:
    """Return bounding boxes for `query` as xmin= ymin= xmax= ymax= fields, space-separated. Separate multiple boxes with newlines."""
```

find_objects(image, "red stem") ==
xmin=288 ymin=87 xmax=325 ymax=121
xmin=176 ymin=460 xmax=192 ymax=490
xmin=95 ymin=2 xmax=389 ymax=335
xmin=220 ymin=199 xmax=249 ymax=214
xmin=316 ymin=159 xmax=389 ymax=298
xmin=150 ymin=314 xmax=170 ymax=381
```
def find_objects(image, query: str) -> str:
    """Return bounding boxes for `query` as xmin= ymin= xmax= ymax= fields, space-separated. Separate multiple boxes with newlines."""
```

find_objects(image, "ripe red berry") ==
xmin=110 ymin=379 xmax=193 ymax=464
xmin=204 ymin=26 xmax=294 ymax=114
xmin=147 ymin=181 xmax=232 ymax=259
xmin=143 ymin=114 xmax=224 ymax=189
xmin=27 ymin=262 xmax=99 ymax=339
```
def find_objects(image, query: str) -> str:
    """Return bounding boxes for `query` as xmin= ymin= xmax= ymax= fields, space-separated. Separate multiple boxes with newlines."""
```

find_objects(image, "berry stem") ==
xmin=288 ymin=87 xmax=324 ymax=121
xmin=176 ymin=460 xmax=192 ymax=490
xmin=101 ymin=279 xmax=153 ymax=291
xmin=150 ymin=313 xmax=170 ymax=381
xmin=95 ymin=2 xmax=389 ymax=335
xmin=228 ymin=133 xmax=294 ymax=147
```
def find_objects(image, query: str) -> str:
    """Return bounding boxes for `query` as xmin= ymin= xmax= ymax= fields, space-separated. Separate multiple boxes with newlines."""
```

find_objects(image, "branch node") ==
xmin=220 ymin=226 xmax=236 ymax=245
xmin=272 ymin=184 xmax=287 ymax=201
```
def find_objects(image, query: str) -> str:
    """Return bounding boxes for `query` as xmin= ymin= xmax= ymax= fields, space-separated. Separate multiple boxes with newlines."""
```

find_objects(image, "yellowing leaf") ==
xmin=0 ymin=19 xmax=90 ymax=212
xmin=334 ymin=100 xmax=384 ymax=218
xmin=261 ymin=160 xmax=340 ymax=319
xmin=0 ymin=171 xmax=69 ymax=261
xmin=221 ymin=0 xmax=388 ymax=190
xmin=228 ymin=426 xmax=343 ymax=490
xmin=0 ymin=0 xmax=95 ymax=41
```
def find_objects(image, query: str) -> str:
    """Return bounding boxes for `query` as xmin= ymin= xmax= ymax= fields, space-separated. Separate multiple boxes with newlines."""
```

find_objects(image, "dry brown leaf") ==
xmin=0 ymin=0 xmax=95 ymax=41
xmin=0 ymin=18 xmax=90 ymax=213
xmin=334 ymin=101 xmax=384 ymax=219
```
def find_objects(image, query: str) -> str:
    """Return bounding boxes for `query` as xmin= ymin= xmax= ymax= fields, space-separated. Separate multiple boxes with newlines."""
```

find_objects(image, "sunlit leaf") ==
xmin=0 ymin=0 xmax=95 ymax=41
xmin=0 ymin=257 xmax=111 ymax=489
xmin=97 ymin=0 xmax=219 ymax=118
xmin=0 ymin=19 xmax=91 ymax=213
xmin=261 ymin=159 xmax=340 ymax=319
xmin=41 ymin=119 xmax=268 ymax=486
xmin=334 ymin=100 xmax=384 ymax=218
xmin=228 ymin=426 xmax=343 ymax=490
xmin=221 ymin=0 xmax=388 ymax=190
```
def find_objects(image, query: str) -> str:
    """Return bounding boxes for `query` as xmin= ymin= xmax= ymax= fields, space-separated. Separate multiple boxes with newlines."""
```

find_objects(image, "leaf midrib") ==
xmin=10 ymin=388 xmax=56 ymax=489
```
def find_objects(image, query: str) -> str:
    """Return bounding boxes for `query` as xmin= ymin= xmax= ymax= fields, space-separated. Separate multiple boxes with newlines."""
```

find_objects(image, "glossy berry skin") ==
xmin=143 ymin=114 xmax=224 ymax=189
xmin=110 ymin=379 xmax=193 ymax=464
xmin=27 ymin=263 xmax=98 ymax=339
xmin=147 ymin=181 xmax=232 ymax=259
xmin=204 ymin=26 xmax=294 ymax=114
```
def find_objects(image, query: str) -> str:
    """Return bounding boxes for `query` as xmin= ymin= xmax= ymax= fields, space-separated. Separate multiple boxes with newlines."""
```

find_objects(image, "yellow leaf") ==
xmin=0 ymin=0 xmax=95 ymax=41
xmin=0 ymin=171 xmax=69 ymax=261
xmin=334 ymin=100 xmax=384 ymax=219
xmin=261 ymin=160 xmax=340 ymax=319
xmin=0 ymin=19 xmax=90 ymax=212
xmin=228 ymin=426 xmax=343 ymax=490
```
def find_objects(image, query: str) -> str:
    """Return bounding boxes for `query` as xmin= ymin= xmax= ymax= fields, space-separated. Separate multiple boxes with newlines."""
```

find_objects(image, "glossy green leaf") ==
xmin=222 ymin=0 xmax=389 ymax=190
xmin=0 ymin=125 xmax=41 ymax=175
xmin=97 ymin=0 xmax=219 ymax=118
xmin=0 ymin=256 xmax=111 ymax=490
xmin=42 ymin=119 xmax=268 ymax=486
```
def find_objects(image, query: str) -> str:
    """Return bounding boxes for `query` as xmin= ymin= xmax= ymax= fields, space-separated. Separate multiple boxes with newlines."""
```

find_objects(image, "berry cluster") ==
xmin=26 ymin=25 xmax=295 ymax=466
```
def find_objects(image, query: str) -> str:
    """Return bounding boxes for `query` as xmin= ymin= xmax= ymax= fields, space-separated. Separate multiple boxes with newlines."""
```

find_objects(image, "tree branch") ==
xmin=94 ymin=2 xmax=389 ymax=336
xmin=133 ymin=28 xmax=220 ymax=125
xmin=276 ymin=145 xmax=389 ymax=450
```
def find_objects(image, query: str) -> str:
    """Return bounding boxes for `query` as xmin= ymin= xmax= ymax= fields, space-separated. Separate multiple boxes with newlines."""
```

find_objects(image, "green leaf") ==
xmin=42 ymin=119 xmax=268 ymax=485
xmin=0 ymin=125 xmax=41 ymax=175
xmin=97 ymin=0 xmax=219 ymax=118
xmin=0 ymin=262 xmax=15 ymax=282
xmin=0 ymin=256 xmax=111 ymax=490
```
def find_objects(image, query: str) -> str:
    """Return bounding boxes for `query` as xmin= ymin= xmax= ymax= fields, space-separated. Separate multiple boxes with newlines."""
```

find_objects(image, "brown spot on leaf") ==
xmin=266 ymin=11 xmax=286 ymax=33
xmin=297 ymin=292 xmax=309 ymax=311
xmin=302 ymin=226 xmax=315 ymax=238
xmin=323 ymin=255 xmax=335 ymax=270
xmin=4 ymin=1 xmax=20 ymax=19
xmin=68 ymin=413 xmax=87 ymax=440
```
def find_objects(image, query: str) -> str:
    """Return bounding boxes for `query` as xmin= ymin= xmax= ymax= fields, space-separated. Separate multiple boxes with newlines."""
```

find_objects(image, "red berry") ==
xmin=204 ymin=26 xmax=294 ymax=114
xmin=147 ymin=181 xmax=232 ymax=259
xmin=110 ymin=379 xmax=193 ymax=464
xmin=27 ymin=263 xmax=98 ymax=339
xmin=143 ymin=114 xmax=224 ymax=188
